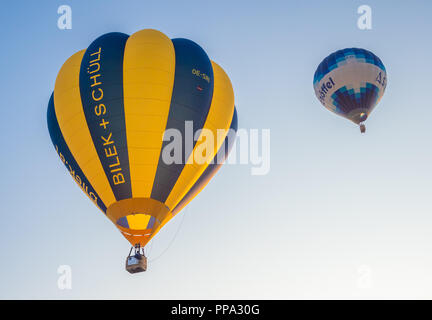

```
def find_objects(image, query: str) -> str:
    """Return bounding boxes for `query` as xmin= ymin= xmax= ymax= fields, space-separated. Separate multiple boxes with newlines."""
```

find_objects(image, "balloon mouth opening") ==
xmin=348 ymin=110 xmax=369 ymax=124
xmin=116 ymin=213 xmax=160 ymax=231
xmin=106 ymin=198 xmax=171 ymax=246
xmin=115 ymin=213 xmax=162 ymax=246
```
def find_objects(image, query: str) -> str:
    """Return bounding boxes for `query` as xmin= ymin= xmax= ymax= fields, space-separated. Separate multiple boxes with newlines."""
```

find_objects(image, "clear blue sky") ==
xmin=1 ymin=0 xmax=432 ymax=299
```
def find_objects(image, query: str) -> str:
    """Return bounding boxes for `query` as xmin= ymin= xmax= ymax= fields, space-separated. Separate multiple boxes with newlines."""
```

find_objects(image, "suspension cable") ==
xmin=148 ymin=207 xmax=189 ymax=263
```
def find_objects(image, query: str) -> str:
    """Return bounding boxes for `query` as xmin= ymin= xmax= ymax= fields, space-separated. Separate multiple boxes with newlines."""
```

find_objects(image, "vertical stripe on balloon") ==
xmin=164 ymin=61 xmax=235 ymax=211
xmin=79 ymin=32 xmax=132 ymax=201
xmin=47 ymin=94 xmax=107 ymax=213
xmin=122 ymin=29 xmax=176 ymax=200
xmin=150 ymin=38 xmax=214 ymax=204
xmin=54 ymin=50 xmax=116 ymax=207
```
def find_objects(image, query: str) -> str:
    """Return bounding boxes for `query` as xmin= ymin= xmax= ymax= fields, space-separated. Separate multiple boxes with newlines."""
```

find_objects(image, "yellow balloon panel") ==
xmin=123 ymin=29 xmax=176 ymax=199
xmin=54 ymin=50 xmax=116 ymax=208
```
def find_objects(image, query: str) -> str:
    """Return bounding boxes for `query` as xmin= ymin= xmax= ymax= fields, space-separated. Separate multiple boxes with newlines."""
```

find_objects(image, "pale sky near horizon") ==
xmin=1 ymin=0 xmax=432 ymax=299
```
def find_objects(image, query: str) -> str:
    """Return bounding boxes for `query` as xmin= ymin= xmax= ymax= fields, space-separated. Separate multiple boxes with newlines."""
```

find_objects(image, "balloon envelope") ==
xmin=47 ymin=29 xmax=237 ymax=247
xmin=313 ymin=48 xmax=387 ymax=125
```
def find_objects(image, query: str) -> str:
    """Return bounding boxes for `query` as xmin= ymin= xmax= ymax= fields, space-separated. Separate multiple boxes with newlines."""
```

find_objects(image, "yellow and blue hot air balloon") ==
xmin=47 ymin=29 xmax=237 ymax=272
xmin=313 ymin=48 xmax=387 ymax=133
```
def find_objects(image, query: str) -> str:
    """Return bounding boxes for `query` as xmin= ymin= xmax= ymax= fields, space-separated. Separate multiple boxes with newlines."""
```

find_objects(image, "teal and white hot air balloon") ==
xmin=313 ymin=48 xmax=387 ymax=133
